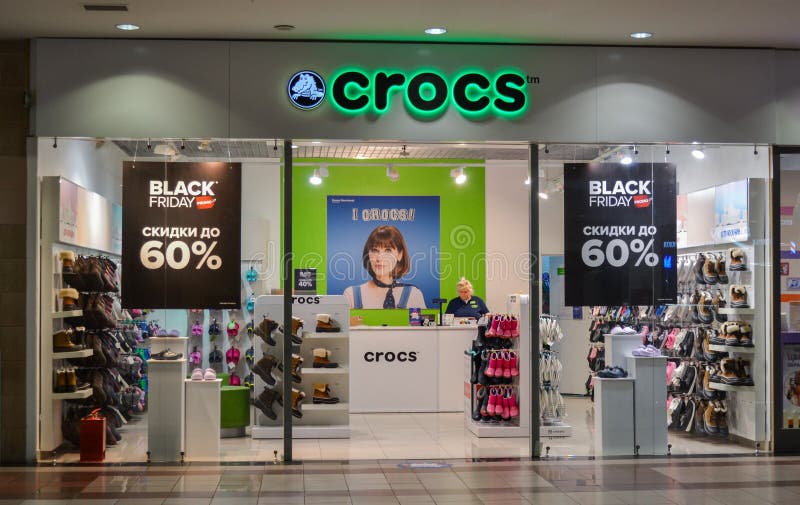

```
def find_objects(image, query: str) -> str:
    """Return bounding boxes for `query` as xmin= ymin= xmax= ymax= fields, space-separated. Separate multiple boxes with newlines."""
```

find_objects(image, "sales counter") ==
xmin=349 ymin=325 xmax=476 ymax=413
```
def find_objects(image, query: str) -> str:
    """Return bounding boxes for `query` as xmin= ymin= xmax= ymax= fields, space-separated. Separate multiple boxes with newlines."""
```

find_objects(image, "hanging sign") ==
xmin=564 ymin=162 xmax=677 ymax=306
xmin=121 ymin=161 xmax=241 ymax=309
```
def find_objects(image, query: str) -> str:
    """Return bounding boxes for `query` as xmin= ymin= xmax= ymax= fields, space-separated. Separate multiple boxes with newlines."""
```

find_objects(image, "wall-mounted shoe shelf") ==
xmin=708 ymin=345 xmax=756 ymax=354
xmin=717 ymin=308 xmax=756 ymax=316
xmin=52 ymin=349 xmax=93 ymax=359
xmin=252 ymin=295 xmax=350 ymax=439
xmin=52 ymin=310 xmax=83 ymax=319
xmin=52 ymin=389 xmax=93 ymax=400
xmin=708 ymin=383 xmax=755 ymax=392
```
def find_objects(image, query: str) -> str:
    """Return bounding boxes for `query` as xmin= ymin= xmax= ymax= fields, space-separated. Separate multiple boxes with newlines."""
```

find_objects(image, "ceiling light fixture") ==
xmin=524 ymin=176 xmax=531 ymax=185
xmin=630 ymin=32 xmax=652 ymax=39
xmin=538 ymin=192 xmax=549 ymax=199
xmin=691 ymin=143 xmax=706 ymax=160
xmin=424 ymin=27 xmax=447 ymax=35
xmin=386 ymin=164 xmax=400 ymax=182
xmin=309 ymin=165 xmax=329 ymax=185
xmin=153 ymin=143 xmax=177 ymax=156
xmin=620 ymin=152 xmax=633 ymax=165
xmin=291 ymin=144 xmax=298 ymax=149
xmin=115 ymin=23 xmax=140 ymax=31
xmin=450 ymin=167 xmax=467 ymax=185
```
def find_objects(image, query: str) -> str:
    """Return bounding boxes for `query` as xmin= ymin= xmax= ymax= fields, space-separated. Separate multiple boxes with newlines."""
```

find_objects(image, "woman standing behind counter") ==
xmin=445 ymin=278 xmax=489 ymax=319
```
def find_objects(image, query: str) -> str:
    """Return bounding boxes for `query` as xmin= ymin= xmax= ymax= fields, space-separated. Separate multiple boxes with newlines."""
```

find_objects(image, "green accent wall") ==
xmin=291 ymin=158 xmax=486 ymax=326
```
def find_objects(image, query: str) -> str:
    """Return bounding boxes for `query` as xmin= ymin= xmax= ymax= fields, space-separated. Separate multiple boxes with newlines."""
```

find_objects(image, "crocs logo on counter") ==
xmin=148 ymin=180 xmax=218 ymax=209
xmin=364 ymin=351 xmax=418 ymax=363
xmin=291 ymin=296 xmax=321 ymax=304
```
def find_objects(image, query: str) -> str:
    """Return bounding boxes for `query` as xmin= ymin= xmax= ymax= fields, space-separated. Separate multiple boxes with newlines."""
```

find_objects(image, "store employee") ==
xmin=445 ymin=278 xmax=489 ymax=319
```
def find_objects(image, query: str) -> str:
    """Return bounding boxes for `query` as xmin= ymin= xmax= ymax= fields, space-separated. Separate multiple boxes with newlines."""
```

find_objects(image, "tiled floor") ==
xmin=10 ymin=455 xmax=800 ymax=504
xmin=53 ymin=397 xmax=753 ymax=463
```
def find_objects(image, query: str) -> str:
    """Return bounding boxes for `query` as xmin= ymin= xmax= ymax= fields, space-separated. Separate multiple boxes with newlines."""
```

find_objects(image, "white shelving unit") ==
xmin=251 ymin=295 xmax=350 ymax=439
xmin=52 ymin=349 xmax=93 ymax=360
xmin=38 ymin=176 xmax=123 ymax=456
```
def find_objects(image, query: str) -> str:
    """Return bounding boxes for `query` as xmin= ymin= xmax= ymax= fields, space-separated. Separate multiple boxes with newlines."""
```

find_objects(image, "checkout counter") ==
xmin=349 ymin=325 xmax=476 ymax=413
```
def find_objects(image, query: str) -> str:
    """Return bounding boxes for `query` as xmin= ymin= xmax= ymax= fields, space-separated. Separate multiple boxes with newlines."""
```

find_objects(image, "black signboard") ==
xmin=564 ymin=162 xmax=677 ymax=306
xmin=294 ymin=268 xmax=317 ymax=293
xmin=122 ymin=162 xmax=241 ymax=309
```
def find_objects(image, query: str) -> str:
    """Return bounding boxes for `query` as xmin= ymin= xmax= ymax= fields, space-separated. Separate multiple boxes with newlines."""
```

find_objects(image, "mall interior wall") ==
xmin=0 ymin=40 xmax=30 ymax=463
xmin=30 ymin=39 xmax=800 ymax=144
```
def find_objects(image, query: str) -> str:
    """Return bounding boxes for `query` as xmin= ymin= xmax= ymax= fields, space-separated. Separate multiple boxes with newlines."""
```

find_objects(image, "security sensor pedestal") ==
xmin=433 ymin=298 xmax=447 ymax=326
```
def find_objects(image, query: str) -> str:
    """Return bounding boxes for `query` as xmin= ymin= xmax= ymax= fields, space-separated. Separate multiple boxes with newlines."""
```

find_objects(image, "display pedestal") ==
xmin=627 ymin=356 xmax=668 ymax=455
xmin=147 ymin=359 xmax=186 ymax=462
xmin=150 ymin=337 xmax=189 ymax=377
xmin=604 ymin=334 xmax=642 ymax=368
xmin=594 ymin=377 xmax=634 ymax=456
xmin=185 ymin=379 xmax=221 ymax=461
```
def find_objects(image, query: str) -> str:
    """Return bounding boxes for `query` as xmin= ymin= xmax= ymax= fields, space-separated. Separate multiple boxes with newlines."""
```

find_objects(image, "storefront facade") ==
xmin=24 ymin=38 xmax=800 ymax=462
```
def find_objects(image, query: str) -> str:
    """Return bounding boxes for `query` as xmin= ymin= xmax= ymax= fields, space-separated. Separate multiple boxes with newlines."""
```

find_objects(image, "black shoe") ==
xmin=472 ymin=387 xmax=485 ymax=421
xmin=151 ymin=349 xmax=182 ymax=360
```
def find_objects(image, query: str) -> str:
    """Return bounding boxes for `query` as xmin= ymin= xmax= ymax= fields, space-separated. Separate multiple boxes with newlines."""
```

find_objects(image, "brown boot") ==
xmin=719 ymin=358 xmax=740 ymax=385
xmin=715 ymin=253 xmax=729 ymax=284
xmin=737 ymin=358 xmax=754 ymax=386
xmin=702 ymin=254 xmax=718 ymax=284
xmin=53 ymin=329 xmax=84 ymax=352
xmin=291 ymin=354 xmax=304 ymax=383
xmin=55 ymin=368 xmax=67 ymax=393
xmin=313 ymin=348 xmax=339 ymax=368
xmin=698 ymin=291 xmax=714 ymax=324
xmin=712 ymin=289 xmax=727 ymax=323
xmin=255 ymin=318 xmax=278 ymax=346
xmin=714 ymin=400 xmax=729 ymax=436
xmin=64 ymin=367 xmax=77 ymax=392
xmin=59 ymin=288 xmax=80 ymax=312
xmin=312 ymin=383 xmax=341 ymax=404
xmin=729 ymin=248 xmax=747 ymax=271
xmin=292 ymin=317 xmax=304 ymax=339
xmin=704 ymin=402 xmax=719 ymax=434
xmin=291 ymin=388 xmax=306 ymax=418
xmin=738 ymin=323 xmax=753 ymax=347
xmin=59 ymin=251 xmax=76 ymax=273
xmin=729 ymin=285 xmax=749 ymax=308
xmin=315 ymin=314 xmax=341 ymax=333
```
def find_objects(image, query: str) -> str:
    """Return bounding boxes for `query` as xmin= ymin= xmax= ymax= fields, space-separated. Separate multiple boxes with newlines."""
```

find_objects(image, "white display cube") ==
xmin=185 ymin=379 xmax=222 ymax=461
xmin=147 ymin=359 xmax=186 ymax=462
xmin=627 ymin=356 xmax=668 ymax=455
xmin=594 ymin=377 xmax=635 ymax=456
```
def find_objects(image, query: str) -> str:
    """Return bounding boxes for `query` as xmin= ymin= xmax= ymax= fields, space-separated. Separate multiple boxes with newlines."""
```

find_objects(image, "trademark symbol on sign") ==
xmin=527 ymin=75 xmax=541 ymax=84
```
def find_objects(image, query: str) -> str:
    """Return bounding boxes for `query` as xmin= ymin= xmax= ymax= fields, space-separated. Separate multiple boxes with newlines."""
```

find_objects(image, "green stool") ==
xmin=217 ymin=373 xmax=251 ymax=438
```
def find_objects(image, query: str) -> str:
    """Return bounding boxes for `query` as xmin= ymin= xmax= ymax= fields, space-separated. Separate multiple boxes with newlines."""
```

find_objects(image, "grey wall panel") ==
xmin=228 ymin=42 xmax=598 ymax=142
xmin=34 ymin=39 xmax=230 ymax=139
xmin=776 ymin=51 xmax=800 ymax=145
xmin=596 ymin=48 xmax=776 ymax=144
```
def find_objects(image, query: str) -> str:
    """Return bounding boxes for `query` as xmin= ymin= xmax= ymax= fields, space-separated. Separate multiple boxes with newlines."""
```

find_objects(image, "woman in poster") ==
xmin=343 ymin=225 xmax=426 ymax=309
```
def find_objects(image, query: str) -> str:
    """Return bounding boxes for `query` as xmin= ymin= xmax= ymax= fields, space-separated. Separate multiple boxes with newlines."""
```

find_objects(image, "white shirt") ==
xmin=343 ymin=283 xmax=427 ymax=309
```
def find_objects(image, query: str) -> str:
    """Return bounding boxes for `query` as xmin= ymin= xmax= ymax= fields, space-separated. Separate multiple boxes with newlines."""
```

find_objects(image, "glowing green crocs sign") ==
xmin=288 ymin=68 xmax=530 ymax=120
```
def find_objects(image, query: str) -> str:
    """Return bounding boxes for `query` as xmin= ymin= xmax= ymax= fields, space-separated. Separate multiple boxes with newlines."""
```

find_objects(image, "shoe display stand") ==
xmin=540 ymin=315 xmax=571 ymax=438
xmin=605 ymin=334 xmax=645 ymax=368
xmin=184 ymin=378 xmax=222 ymax=461
xmin=594 ymin=377 xmax=636 ymax=456
xmin=627 ymin=356 xmax=668 ymax=455
xmin=465 ymin=294 xmax=530 ymax=438
xmin=147 ymin=358 xmax=186 ymax=462
xmin=150 ymin=337 xmax=189 ymax=378
xmin=252 ymin=295 xmax=350 ymax=439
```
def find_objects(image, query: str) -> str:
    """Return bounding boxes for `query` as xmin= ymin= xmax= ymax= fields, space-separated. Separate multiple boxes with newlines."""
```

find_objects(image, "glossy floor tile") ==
xmin=53 ymin=397 xmax=754 ymax=463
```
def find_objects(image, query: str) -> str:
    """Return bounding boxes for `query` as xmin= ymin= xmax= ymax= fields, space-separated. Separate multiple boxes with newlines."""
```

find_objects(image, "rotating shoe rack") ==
xmin=251 ymin=295 xmax=350 ymax=439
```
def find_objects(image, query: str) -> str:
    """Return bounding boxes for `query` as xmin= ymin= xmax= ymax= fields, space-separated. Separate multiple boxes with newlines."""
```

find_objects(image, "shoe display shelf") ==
xmin=251 ymin=295 xmax=350 ymax=439
xmin=465 ymin=294 xmax=530 ymax=438
xmin=40 ymin=241 xmax=123 ymax=455
xmin=540 ymin=315 xmax=571 ymax=438
xmin=669 ymin=177 xmax=767 ymax=447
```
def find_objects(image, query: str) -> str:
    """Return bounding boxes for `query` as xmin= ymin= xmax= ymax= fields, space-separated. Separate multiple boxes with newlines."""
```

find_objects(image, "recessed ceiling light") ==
xmin=538 ymin=192 xmax=549 ymax=199
xmin=311 ymin=141 xmax=321 ymax=144
xmin=620 ymin=155 xmax=633 ymax=165
xmin=691 ymin=148 xmax=706 ymax=160
xmin=291 ymin=144 xmax=298 ymax=149
xmin=274 ymin=24 xmax=295 ymax=31
xmin=115 ymin=23 xmax=140 ymax=31
xmin=630 ymin=32 xmax=653 ymax=39
xmin=425 ymin=27 xmax=447 ymax=35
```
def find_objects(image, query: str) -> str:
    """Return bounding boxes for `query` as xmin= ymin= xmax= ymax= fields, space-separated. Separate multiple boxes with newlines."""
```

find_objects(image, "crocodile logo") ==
xmin=287 ymin=70 xmax=326 ymax=109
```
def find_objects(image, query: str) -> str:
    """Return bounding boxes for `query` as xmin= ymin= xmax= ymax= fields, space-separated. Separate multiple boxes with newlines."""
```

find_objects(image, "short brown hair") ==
xmin=362 ymin=225 xmax=410 ymax=279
